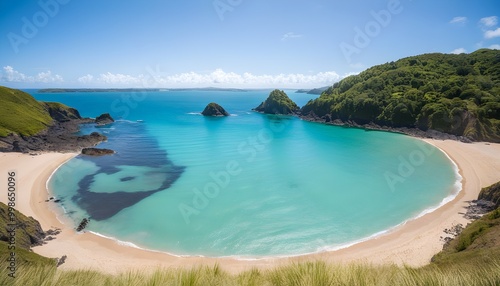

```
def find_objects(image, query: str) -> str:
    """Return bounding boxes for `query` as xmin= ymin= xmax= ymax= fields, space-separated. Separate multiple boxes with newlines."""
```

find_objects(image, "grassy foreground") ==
xmin=2 ymin=198 xmax=500 ymax=285
xmin=1 ymin=259 xmax=499 ymax=286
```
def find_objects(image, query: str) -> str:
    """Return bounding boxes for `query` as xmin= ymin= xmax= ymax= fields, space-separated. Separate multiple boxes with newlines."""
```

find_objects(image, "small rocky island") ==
xmin=201 ymin=102 xmax=230 ymax=116
xmin=253 ymin=89 xmax=299 ymax=115
xmin=95 ymin=113 xmax=114 ymax=125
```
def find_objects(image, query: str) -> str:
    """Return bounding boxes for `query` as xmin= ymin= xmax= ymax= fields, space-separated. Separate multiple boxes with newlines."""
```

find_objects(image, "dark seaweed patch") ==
xmin=71 ymin=121 xmax=184 ymax=221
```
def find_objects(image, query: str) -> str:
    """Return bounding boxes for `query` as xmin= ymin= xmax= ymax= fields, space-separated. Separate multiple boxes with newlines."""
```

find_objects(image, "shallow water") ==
xmin=31 ymin=90 xmax=460 ymax=257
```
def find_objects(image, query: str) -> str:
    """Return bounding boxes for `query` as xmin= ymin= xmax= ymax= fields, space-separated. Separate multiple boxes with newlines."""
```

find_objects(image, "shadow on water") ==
xmin=72 ymin=121 xmax=185 ymax=220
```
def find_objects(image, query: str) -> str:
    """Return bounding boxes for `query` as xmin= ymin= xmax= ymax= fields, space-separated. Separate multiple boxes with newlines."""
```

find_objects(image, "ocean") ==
xmin=29 ymin=89 xmax=461 ymax=258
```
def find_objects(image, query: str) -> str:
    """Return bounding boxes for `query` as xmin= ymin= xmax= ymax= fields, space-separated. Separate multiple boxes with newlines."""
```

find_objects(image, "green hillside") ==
xmin=0 ymin=86 xmax=81 ymax=137
xmin=0 ymin=86 xmax=53 ymax=137
xmin=302 ymin=49 xmax=500 ymax=142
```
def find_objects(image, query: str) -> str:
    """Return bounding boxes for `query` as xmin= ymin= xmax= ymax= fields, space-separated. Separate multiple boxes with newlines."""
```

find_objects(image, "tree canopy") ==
xmin=301 ymin=49 xmax=500 ymax=142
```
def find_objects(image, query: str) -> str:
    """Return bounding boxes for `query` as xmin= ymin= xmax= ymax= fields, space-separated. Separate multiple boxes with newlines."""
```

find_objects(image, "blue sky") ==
xmin=0 ymin=0 xmax=499 ymax=88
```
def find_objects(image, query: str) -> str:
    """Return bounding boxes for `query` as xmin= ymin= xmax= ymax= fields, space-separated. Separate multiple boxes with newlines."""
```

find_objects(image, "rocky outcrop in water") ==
xmin=253 ymin=89 xmax=299 ymax=115
xmin=202 ymin=103 xmax=230 ymax=116
xmin=81 ymin=147 xmax=115 ymax=156
xmin=95 ymin=113 xmax=115 ymax=125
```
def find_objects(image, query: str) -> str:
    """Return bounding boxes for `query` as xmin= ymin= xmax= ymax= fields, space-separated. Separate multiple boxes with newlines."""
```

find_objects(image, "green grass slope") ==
xmin=0 ymin=241 xmax=56 ymax=268
xmin=0 ymin=202 xmax=46 ymax=250
xmin=0 ymin=86 xmax=53 ymax=137
xmin=0 ymin=86 xmax=81 ymax=137
xmin=302 ymin=49 xmax=500 ymax=142
xmin=432 ymin=181 xmax=500 ymax=267
xmin=431 ymin=208 xmax=500 ymax=267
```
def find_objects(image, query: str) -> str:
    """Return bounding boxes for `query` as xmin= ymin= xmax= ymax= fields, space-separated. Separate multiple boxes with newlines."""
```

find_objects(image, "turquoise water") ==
xmin=31 ymin=90 xmax=460 ymax=257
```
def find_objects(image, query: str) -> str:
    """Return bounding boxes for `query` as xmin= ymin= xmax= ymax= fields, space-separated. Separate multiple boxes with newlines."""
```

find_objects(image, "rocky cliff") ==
xmin=0 ymin=86 xmax=108 ymax=152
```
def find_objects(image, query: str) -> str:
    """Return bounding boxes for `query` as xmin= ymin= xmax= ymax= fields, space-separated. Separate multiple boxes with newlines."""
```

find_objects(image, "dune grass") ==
xmin=1 ymin=258 xmax=499 ymax=286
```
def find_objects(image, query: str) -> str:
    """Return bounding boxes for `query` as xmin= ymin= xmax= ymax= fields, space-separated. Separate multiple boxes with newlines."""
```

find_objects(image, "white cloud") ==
xmin=164 ymin=69 xmax=340 ymax=87
xmin=450 ymin=48 xmax=467 ymax=54
xmin=77 ymin=69 xmax=343 ymax=88
xmin=1 ymin=66 xmax=63 ymax=83
xmin=2 ymin=66 xmax=28 ymax=82
xmin=281 ymin=32 xmax=303 ymax=41
xmin=97 ymin=72 xmax=143 ymax=85
xmin=485 ymin=27 xmax=500 ymax=39
xmin=78 ymin=74 xmax=94 ymax=84
xmin=449 ymin=16 xmax=467 ymax=25
xmin=489 ymin=44 xmax=500 ymax=50
xmin=35 ymin=71 xmax=63 ymax=83
xmin=480 ymin=16 xmax=498 ymax=27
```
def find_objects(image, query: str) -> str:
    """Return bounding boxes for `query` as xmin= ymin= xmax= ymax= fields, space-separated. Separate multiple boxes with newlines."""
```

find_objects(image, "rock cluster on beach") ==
xmin=76 ymin=218 xmax=90 ymax=232
xmin=201 ymin=102 xmax=230 ymax=116
xmin=478 ymin=181 xmax=500 ymax=208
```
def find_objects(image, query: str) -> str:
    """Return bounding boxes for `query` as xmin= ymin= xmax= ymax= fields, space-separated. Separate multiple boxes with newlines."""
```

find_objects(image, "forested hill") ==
xmin=301 ymin=49 xmax=500 ymax=142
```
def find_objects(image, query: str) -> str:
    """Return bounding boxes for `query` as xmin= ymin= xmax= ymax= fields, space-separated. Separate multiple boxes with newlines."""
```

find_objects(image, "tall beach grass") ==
xmin=2 ymin=258 xmax=499 ymax=286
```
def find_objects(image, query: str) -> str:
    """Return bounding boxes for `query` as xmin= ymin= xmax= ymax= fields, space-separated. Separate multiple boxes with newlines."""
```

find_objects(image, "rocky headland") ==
xmin=0 ymin=86 xmax=112 ymax=153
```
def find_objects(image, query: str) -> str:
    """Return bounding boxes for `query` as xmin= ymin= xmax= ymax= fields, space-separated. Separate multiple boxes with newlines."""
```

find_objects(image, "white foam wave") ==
xmin=187 ymin=112 xmax=201 ymax=115
xmin=45 ymin=156 xmax=77 ymax=193
xmin=115 ymin=119 xmax=137 ymax=124
xmin=411 ymin=143 xmax=463 ymax=221
xmin=87 ymin=231 xmax=202 ymax=258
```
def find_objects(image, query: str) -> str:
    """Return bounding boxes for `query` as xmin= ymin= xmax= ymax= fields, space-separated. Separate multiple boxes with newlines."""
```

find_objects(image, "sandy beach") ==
xmin=1 ymin=139 xmax=500 ymax=274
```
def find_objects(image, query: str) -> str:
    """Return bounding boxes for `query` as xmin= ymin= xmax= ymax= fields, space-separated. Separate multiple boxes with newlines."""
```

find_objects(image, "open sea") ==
xmin=28 ymin=89 xmax=461 ymax=258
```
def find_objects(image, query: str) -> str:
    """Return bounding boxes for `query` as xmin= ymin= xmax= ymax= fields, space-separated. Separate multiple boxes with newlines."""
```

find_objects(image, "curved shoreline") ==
xmin=42 ymin=138 xmax=463 ymax=261
xmin=1 ymin=139 xmax=500 ymax=274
